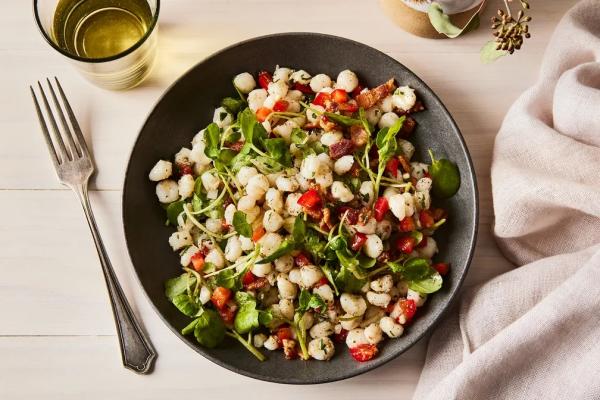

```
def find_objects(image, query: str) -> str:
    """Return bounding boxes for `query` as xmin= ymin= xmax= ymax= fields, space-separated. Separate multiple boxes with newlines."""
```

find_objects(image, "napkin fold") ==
xmin=413 ymin=1 xmax=600 ymax=399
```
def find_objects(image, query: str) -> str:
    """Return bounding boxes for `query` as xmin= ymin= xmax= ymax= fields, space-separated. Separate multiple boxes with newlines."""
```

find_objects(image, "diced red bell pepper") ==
xmin=419 ymin=210 xmax=435 ymax=229
xmin=350 ymin=232 xmax=368 ymax=251
xmin=257 ymin=70 xmax=272 ymax=90
xmin=252 ymin=226 xmax=266 ymax=242
xmin=276 ymin=326 xmax=294 ymax=345
xmin=399 ymin=217 xmax=416 ymax=233
xmin=242 ymin=270 xmax=256 ymax=287
xmin=333 ymin=328 xmax=348 ymax=343
xmin=338 ymin=101 xmax=358 ymax=113
xmin=294 ymin=252 xmax=312 ymax=267
xmin=177 ymin=162 xmax=193 ymax=176
xmin=315 ymin=277 xmax=329 ymax=287
xmin=297 ymin=189 xmax=322 ymax=209
xmin=349 ymin=344 xmax=379 ymax=362
xmin=190 ymin=252 xmax=205 ymax=272
xmin=255 ymin=107 xmax=272 ymax=123
xmin=351 ymin=85 xmax=364 ymax=98
xmin=273 ymin=100 xmax=289 ymax=112
xmin=396 ymin=236 xmax=416 ymax=254
xmin=432 ymin=262 xmax=450 ymax=276
xmin=211 ymin=287 xmax=232 ymax=310
xmin=373 ymin=197 xmax=390 ymax=222
xmin=398 ymin=299 xmax=417 ymax=323
xmin=385 ymin=157 xmax=399 ymax=177
xmin=293 ymin=82 xmax=313 ymax=94
xmin=313 ymin=92 xmax=331 ymax=107
xmin=218 ymin=303 xmax=236 ymax=324
xmin=331 ymin=88 xmax=348 ymax=103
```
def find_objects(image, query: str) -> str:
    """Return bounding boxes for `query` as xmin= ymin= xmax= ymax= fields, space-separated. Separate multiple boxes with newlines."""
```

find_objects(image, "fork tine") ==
xmin=37 ymin=81 xmax=70 ymax=163
xmin=30 ymin=86 xmax=60 ymax=167
xmin=54 ymin=77 xmax=91 ymax=159
xmin=46 ymin=78 xmax=81 ymax=159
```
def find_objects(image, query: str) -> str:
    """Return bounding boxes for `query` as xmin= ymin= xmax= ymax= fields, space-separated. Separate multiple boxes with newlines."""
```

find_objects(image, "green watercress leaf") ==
xmin=166 ymin=200 xmax=185 ymax=226
xmin=234 ymin=302 xmax=260 ymax=334
xmin=292 ymin=215 xmax=306 ymax=243
xmin=194 ymin=309 xmax=226 ymax=348
xmin=172 ymin=293 xmax=200 ymax=317
xmin=256 ymin=238 xmax=297 ymax=264
xmin=335 ymin=265 xmax=367 ymax=294
xmin=221 ymin=97 xmax=246 ymax=115
xmin=233 ymin=211 xmax=252 ymax=238
xmin=409 ymin=271 xmax=443 ymax=294
xmin=165 ymin=273 xmax=196 ymax=301
xmin=214 ymin=268 xmax=241 ymax=290
xmin=428 ymin=150 xmax=461 ymax=198
xmin=323 ymin=112 xmax=361 ymax=126
xmin=320 ymin=263 xmax=340 ymax=295
xmin=203 ymin=123 xmax=221 ymax=160
xmin=297 ymin=289 xmax=326 ymax=315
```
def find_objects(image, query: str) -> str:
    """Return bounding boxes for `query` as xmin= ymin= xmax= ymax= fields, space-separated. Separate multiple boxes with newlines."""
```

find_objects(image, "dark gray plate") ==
xmin=123 ymin=33 xmax=478 ymax=384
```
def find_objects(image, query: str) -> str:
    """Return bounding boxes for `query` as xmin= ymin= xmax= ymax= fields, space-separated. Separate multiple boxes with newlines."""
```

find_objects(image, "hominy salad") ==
xmin=149 ymin=66 xmax=460 ymax=362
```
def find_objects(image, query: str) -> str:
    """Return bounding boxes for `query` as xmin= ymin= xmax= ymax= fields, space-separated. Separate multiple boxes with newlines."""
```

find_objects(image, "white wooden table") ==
xmin=0 ymin=1 xmax=577 ymax=398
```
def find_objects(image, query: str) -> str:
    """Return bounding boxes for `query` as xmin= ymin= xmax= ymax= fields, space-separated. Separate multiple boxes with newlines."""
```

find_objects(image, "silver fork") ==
xmin=30 ymin=78 xmax=156 ymax=374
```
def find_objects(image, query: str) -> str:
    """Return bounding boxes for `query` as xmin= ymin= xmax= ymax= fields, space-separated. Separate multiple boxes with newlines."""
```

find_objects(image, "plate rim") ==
xmin=122 ymin=31 xmax=479 ymax=384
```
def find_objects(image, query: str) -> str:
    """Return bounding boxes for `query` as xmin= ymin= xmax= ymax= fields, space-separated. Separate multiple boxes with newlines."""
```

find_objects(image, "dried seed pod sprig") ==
xmin=491 ymin=0 xmax=532 ymax=54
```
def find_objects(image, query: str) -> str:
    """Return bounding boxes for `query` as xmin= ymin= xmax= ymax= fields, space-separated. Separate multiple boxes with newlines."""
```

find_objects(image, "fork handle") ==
xmin=74 ymin=183 xmax=157 ymax=374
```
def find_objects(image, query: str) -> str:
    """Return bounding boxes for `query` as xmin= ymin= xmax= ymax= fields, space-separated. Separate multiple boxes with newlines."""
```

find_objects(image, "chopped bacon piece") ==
xmin=397 ymin=155 xmax=411 ymax=173
xmin=350 ymin=125 xmax=369 ymax=147
xmin=245 ymin=277 xmax=269 ymax=290
xmin=350 ymin=232 xmax=368 ymax=251
xmin=351 ymin=85 xmax=364 ymax=97
xmin=399 ymin=116 xmax=417 ymax=138
xmin=177 ymin=162 xmax=193 ymax=176
xmin=349 ymin=161 xmax=362 ymax=177
xmin=337 ymin=206 xmax=360 ymax=225
xmin=230 ymin=140 xmax=244 ymax=152
xmin=432 ymin=208 xmax=448 ymax=221
xmin=282 ymin=339 xmax=298 ymax=359
xmin=329 ymin=139 xmax=354 ymax=160
xmin=304 ymin=207 xmax=323 ymax=220
xmin=396 ymin=237 xmax=416 ymax=254
xmin=276 ymin=326 xmax=294 ymax=344
xmin=356 ymin=78 xmax=396 ymax=109
xmin=338 ymin=101 xmax=359 ymax=113
xmin=320 ymin=207 xmax=333 ymax=231
xmin=294 ymin=252 xmax=312 ymax=267
xmin=377 ymin=250 xmax=391 ymax=264
xmin=218 ymin=303 xmax=237 ymax=324
xmin=334 ymin=329 xmax=348 ymax=343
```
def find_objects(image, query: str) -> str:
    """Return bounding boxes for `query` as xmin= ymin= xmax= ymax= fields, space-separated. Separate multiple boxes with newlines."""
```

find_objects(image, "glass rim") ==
xmin=33 ymin=0 xmax=160 ymax=64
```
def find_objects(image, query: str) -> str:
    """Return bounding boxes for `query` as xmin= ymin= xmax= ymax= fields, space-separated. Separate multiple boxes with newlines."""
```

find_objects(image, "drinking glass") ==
xmin=34 ymin=0 xmax=160 ymax=90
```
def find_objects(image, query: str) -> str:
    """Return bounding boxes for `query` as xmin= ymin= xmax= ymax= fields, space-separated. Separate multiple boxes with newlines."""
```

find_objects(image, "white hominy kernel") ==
xmin=371 ymin=275 xmax=394 ymax=293
xmin=313 ymin=284 xmax=334 ymax=304
xmin=416 ymin=177 xmax=433 ymax=192
xmin=414 ymin=191 xmax=431 ymax=211
xmin=340 ymin=314 xmax=361 ymax=330
xmin=168 ymin=231 xmax=192 ymax=251
xmin=296 ymin=174 xmax=311 ymax=191
xmin=397 ymin=280 xmax=409 ymax=297
xmin=233 ymin=72 xmax=256 ymax=94
xmin=354 ymin=217 xmax=377 ymax=234
xmin=263 ymin=335 xmax=280 ymax=350
xmin=263 ymin=93 xmax=280 ymax=110
xmin=236 ymin=166 xmax=258 ymax=187
xmin=300 ymin=264 xmax=324 ymax=288
xmin=265 ymin=189 xmax=284 ymax=214
xmin=389 ymin=194 xmax=407 ymax=221
xmin=364 ymin=323 xmax=383 ymax=345
xmin=177 ymin=213 xmax=193 ymax=231
xmin=320 ymin=131 xmax=343 ymax=147
xmin=310 ymin=321 xmax=334 ymax=339
xmin=277 ymin=275 xmax=298 ymax=300
xmin=213 ymin=107 xmax=233 ymax=128
xmin=288 ymin=268 xmax=302 ymax=285
xmin=206 ymin=189 xmax=219 ymax=200
xmin=240 ymin=236 xmax=254 ymax=251
xmin=174 ymin=147 xmax=191 ymax=165
xmin=149 ymin=160 xmax=172 ymax=181
xmin=380 ymin=316 xmax=404 ymax=338
xmin=376 ymin=219 xmax=392 ymax=240
xmin=334 ymin=155 xmax=354 ymax=175
xmin=205 ymin=218 xmax=223 ymax=234
xmin=258 ymin=233 xmax=283 ymax=256
xmin=366 ymin=291 xmax=391 ymax=308
xmin=180 ymin=245 xmax=199 ymax=267
xmin=246 ymin=174 xmax=270 ymax=200
xmin=263 ymin=210 xmax=284 ymax=233
xmin=201 ymin=171 xmax=220 ymax=192
xmin=274 ymin=254 xmax=294 ymax=273
xmin=199 ymin=286 xmax=212 ymax=305
xmin=224 ymin=204 xmax=236 ymax=226
xmin=300 ymin=312 xmax=314 ymax=330
xmin=205 ymin=248 xmax=225 ymax=269
xmin=410 ymin=162 xmax=429 ymax=180
xmin=284 ymin=192 xmax=303 ymax=216
xmin=308 ymin=337 xmax=335 ymax=361
xmin=383 ymin=187 xmax=399 ymax=200
xmin=290 ymin=69 xmax=311 ymax=84
xmin=315 ymin=171 xmax=333 ymax=189
xmin=268 ymin=80 xmax=289 ymax=98
xmin=237 ymin=195 xmax=256 ymax=212
xmin=306 ymin=104 xmax=324 ymax=124
xmin=360 ymin=306 xmax=385 ymax=328
xmin=359 ymin=181 xmax=375 ymax=205
xmin=392 ymin=86 xmax=417 ymax=111
xmin=309 ymin=74 xmax=332 ymax=92
xmin=379 ymin=96 xmax=393 ymax=113
xmin=279 ymin=299 xmax=295 ymax=320
xmin=398 ymin=139 xmax=415 ymax=159
xmin=189 ymin=142 xmax=212 ymax=167
xmin=331 ymin=181 xmax=354 ymax=203
xmin=418 ymin=236 xmax=438 ymax=260
xmin=248 ymin=88 xmax=268 ymax=111
xmin=224 ymin=236 xmax=242 ymax=262
xmin=378 ymin=111 xmax=400 ymax=128
xmin=244 ymin=206 xmax=261 ymax=224
xmin=364 ymin=235 xmax=384 ymax=259
xmin=346 ymin=328 xmax=369 ymax=348
xmin=340 ymin=293 xmax=367 ymax=317
xmin=253 ymin=333 xmax=267 ymax=348
xmin=407 ymin=289 xmax=428 ymax=307
xmin=156 ymin=180 xmax=179 ymax=203
xmin=286 ymin=89 xmax=303 ymax=101
xmin=273 ymin=66 xmax=292 ymax=82
xmin=276 ymin=176 xmax=299 ymax=192
xmin=336 ymin=70 xmax=359 ymax=92
xmin=252 ymin=262 xmax=272 ymax=278
xmin=403 ymin=192 xmax=416 ymax=217
xmin=365 ymin=106 xmax=382 ymax=126
xmin=300 ymin=154 xmax=320 ymax=179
